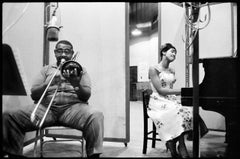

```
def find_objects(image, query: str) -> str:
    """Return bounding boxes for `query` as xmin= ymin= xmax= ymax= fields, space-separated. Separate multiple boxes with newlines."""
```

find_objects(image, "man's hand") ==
xmin=30 ymin=106 xmax=46 ymax=127
xmin=62 ymin=68 xmax=82 ymax=86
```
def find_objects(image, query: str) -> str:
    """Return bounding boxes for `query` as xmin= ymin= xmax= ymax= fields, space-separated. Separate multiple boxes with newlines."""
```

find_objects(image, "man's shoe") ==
xmin=88 ymin=153 xmax=100 ymax=159
xmin=3 ymin=152 xmax=25 ymax=158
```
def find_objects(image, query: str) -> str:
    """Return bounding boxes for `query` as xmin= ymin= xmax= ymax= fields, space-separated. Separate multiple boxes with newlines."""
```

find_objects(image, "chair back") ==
xmin=142 ymin=89 xmax=153 ymax=118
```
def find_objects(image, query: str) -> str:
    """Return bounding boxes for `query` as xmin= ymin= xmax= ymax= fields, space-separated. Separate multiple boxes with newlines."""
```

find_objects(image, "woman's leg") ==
xmin=178 ymin=133 xmax=190 ymax=158
xmin=166 ymin=137 xmax=180 ymax=158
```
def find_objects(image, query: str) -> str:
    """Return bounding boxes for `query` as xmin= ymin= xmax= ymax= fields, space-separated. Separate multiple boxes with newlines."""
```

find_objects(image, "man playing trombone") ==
xmin=2 ymin=40 xmax=104 ymax=158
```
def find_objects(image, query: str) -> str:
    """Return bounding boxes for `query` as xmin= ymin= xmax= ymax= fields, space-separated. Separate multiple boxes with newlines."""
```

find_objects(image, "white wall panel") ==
xmin=199 ymin=3 xmax=233 ymax=58
xmin=2 ymin=3 xmax=45 ymax=143
xmin=48 ymin=3 xmax=129 ymax=141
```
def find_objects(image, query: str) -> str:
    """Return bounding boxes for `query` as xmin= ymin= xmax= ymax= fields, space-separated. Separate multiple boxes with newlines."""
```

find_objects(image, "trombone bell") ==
xmin=61 ymin=61 xmax=82 ymax=78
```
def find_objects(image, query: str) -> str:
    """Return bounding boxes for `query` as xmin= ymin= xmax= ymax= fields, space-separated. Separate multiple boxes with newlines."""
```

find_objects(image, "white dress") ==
xmin=147 ymin=65 xmax=193 ymax=141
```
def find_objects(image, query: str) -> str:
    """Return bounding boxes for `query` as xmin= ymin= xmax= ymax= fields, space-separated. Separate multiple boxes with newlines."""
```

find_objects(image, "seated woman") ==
xmin=147 ymin=43 xmax=208 ymax=158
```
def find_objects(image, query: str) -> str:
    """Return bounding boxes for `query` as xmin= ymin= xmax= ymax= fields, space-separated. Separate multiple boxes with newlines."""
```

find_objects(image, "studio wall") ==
xmin=2 ymin=3 xmax=45 ymax=143
xmin=47 ymin=3 xmax=129 ymax=142
xmin=2 ymin=2 xmax=129 ymax=144
xmin=199 ymin=3 xmax=235 ymax=58
xmin=129 ymin=32 xmax=158 ymax=81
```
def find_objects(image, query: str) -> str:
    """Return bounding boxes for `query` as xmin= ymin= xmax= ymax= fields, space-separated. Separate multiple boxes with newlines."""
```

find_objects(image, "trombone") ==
xmin=30 ymin=52 xmax=82 ymax=128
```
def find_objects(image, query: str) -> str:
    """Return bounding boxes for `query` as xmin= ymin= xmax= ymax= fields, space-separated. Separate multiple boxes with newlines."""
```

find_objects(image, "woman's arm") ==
xmin=149 ymin=66 xmax=181 ymax=96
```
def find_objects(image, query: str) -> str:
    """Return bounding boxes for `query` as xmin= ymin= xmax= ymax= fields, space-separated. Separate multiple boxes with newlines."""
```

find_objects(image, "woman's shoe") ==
xmin=166 ymin=140 xmax=180 ymax=158
xmin=177 ymin=145 xmax=190 ymax=158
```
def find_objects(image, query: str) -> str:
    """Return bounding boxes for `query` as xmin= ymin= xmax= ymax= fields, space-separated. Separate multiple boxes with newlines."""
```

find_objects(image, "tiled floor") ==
xmin=23 ymin=101 xmax=227 ymax=158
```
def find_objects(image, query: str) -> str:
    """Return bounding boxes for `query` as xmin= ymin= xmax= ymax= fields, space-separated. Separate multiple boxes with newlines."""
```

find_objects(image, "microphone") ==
xmin=46 ymin=15 xmax=60 ymax=41
xmin=61 ymin=58 xmax=66 ymax=64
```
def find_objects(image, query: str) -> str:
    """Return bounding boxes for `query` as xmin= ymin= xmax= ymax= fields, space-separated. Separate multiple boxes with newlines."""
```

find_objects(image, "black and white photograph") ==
xmin=2 ymin=2 xmax=239 ymax=158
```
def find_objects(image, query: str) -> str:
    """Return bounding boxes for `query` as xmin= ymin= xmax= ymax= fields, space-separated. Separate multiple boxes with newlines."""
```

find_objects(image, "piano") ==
xmin=181 ymin=57 xmax=240 ymax=158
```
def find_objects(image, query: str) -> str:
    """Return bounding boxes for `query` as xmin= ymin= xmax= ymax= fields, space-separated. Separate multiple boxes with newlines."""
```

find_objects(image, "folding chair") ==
xmin=33 ymin=126 xmax=85 ymax=157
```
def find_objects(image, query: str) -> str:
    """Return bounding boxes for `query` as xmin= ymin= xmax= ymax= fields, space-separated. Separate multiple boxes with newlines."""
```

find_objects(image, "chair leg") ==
xmin=225 ymin=118 xmax=229 ymax=143
xmin=40 ymin=129 xmax=44 ymax=157
xmin=81 ymin=139 xmax=85 ymax=157
xmin=152 ymin=123 xmax=156 ymax=148
xmin=33 ymin=130 xmax=39 ymax=157
xmin=142 ymin=118 xmax=148 ymax=154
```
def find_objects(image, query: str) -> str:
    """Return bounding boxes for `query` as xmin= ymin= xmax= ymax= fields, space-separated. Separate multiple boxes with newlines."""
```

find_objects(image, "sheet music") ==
xmin=11 ymin=47 xmax=31 ymax=95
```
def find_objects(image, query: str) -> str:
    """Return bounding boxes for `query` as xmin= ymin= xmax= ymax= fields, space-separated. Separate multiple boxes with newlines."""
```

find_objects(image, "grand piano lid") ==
xmin=199 ymin=56 xmax=239 ymax=63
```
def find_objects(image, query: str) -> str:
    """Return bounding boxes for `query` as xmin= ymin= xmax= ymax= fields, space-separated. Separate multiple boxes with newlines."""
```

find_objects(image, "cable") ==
xmin=182 ymin=2 xmax=211 ymax=50
xmin=52 ymin=2 xmax=58 ymax=16
xmin=183 ymin=2 xmax=210 ymax=30
xmin=198 ymin=3 xmax=211 ymax=30
xmin=3 ymin=3 xmax=30 ymax=37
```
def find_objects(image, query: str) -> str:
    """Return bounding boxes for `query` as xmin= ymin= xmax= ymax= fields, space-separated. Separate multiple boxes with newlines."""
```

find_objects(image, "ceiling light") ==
xmin=131 ymin=28 xmax=142 ymax=36
xmin=136 ymin=22 xmax=152 ymax=28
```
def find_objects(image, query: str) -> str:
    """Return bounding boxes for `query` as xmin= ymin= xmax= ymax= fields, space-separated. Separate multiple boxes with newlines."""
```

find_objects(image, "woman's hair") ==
xmin=159 ymin=43 xmax=176 ymax=60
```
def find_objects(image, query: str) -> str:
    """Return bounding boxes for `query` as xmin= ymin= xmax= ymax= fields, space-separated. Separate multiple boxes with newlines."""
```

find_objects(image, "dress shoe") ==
xmin=166 ymin=140 xmax=181 ymax=158
xmin=177 ymin=145 xmax=190 ymax=158
xmin=88 ymin=153 xmax=100 ymax=159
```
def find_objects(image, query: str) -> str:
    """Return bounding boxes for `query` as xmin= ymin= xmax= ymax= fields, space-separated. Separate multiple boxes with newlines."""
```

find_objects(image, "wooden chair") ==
xmin=33 ymin=126 xmax=85 ymax=157
xmin=142 ymin=89 xmax=161 ymax=154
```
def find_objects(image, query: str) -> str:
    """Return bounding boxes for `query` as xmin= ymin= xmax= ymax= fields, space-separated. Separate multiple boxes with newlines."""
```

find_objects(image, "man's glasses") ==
xmin=54 ymin=49 xmax=72 ymax=54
